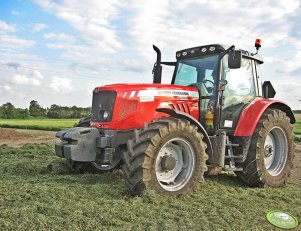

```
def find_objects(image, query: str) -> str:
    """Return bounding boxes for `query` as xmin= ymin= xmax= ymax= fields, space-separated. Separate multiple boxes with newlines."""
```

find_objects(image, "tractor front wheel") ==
xmin=121 ymin=117 xmax=208 ymax=196
xmin=236 ymin=109 xmax=294 ymax=187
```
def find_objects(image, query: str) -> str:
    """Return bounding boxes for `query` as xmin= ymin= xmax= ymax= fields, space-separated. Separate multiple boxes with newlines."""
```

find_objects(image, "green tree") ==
xmin=2 ymin=102 xmax=17 ymax=119
xmin=19 ymin=108 xmax=30 ymax=119
xmin=29 ymin=100 xmax=46 ymax=117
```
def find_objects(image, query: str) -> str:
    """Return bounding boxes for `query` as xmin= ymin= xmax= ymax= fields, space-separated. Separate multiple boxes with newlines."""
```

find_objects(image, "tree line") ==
xmin=0 ymin=100 xmax=91 ymax=119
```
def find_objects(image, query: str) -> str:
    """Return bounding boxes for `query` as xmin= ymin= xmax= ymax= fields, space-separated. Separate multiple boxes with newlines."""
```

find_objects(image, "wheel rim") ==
xmin=155 ymin=138 xmax=195 ymax=191
xmin=264 ymin=127 xmax=288 ymax=176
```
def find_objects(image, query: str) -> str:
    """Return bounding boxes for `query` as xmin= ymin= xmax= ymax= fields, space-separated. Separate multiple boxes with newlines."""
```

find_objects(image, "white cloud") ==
xmin=33 ymin=70 xmax=44 ymax=80
xmin=0 ymin=84 xmax=26 ymax=100
xmin=0 ymin=34 xmax=36 ymax=49
xmin=4 ymin=85 xmax=12 ymax=91
xmin=32 ymin=23 xmax=48 ymax=32
xmin=12 ymin=74 xmax=41 ymax=86
xmin=119 ymin=59 xmax=148 ymax=72
xmin=11 ymin=70 xmax=43 ymax=86
xmin=0 ymin=20 xmax=36 ymax=50
xmin=44 ymin=32 xmax=75 ymax=43
xmin=125 ymin=0 xmax=300 ymax=64
xmin=1 ymin=85 xmax=13 ymax=93
xmin=35 ymin=0 xmax=123 ymax=52
xmin=50 ymin=76 xmax=72 ymax=92
xmin=86 ymin=82 xmax=96 ymax=94
xmin=0 ymin=20 xmax=16 ymax=32
xmin=273 ymin=75 xmax=301 ymax=109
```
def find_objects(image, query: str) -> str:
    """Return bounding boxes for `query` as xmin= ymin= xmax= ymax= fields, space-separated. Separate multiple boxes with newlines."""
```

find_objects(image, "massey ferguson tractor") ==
xmin=55 ymin=40 xmax=295 ymax=196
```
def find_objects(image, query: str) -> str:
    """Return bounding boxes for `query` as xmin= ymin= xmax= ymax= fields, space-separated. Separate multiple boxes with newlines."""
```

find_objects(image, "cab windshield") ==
xmin=173 ymin=55 xmax=219 ymax=88
xmin=173 ymin=55 xmax=220 ymax=128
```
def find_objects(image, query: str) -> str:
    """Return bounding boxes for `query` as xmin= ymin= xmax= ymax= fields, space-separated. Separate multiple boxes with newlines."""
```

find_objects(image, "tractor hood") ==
xmin=91 ymin=83 xmax=200 ymax=130
xmin=95 ymin=83 xmax=198 ymax=95
xmin=94 ymin=84 xmax=199 ymax=97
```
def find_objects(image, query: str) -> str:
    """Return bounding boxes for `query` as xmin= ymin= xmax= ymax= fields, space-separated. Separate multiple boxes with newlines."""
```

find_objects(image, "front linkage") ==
xmin=55 ymin=127 xmax=134 ymax=172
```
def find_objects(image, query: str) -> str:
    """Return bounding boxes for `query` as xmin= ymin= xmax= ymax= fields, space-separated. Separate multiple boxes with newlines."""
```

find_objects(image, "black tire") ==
xmin=121 ymin=117 xmax=208 ymax=196
xmin=236 ymin=109 xmax=294 ymax=187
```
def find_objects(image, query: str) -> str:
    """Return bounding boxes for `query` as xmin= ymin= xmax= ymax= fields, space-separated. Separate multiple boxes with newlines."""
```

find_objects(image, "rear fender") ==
xmin=156 ymin=107 xmax=213 ymax=162
xmin=234 ymin=97 xmax=295 ymax=137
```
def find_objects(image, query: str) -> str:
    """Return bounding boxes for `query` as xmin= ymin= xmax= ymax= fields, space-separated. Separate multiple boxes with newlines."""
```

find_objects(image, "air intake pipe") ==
xmin=152 ymin=45 xmax=162 ymax=84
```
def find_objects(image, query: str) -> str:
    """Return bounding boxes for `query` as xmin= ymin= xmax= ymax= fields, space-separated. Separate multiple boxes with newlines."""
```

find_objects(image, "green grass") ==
xmin=0 ymin=119 xmax=79 ymax=131
xmin=294 ymin=113 xmax=301 ymax=135
xmin=0 ymin=144 xmax=300 ymax=230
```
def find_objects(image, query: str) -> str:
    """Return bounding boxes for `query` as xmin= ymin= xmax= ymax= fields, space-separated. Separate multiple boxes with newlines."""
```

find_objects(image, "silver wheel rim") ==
xmin=155 ymin=138 xmax=195 ymax=191
xmin=264 ymin=127 xmax=288 ymax=176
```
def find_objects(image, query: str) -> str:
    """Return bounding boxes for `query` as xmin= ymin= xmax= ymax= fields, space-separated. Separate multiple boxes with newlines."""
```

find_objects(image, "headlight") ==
xmin=98 ymin=110 xmax=109 ymax=121
xmin=103 ymin=111 xmax=109 ymax=120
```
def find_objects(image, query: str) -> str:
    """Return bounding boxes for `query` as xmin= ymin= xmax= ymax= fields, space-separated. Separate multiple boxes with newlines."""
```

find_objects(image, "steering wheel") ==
xmin=188 ymin=82 xmax=201 ymax=88
xmin=203 ymin=79 xmax=214 ymax=85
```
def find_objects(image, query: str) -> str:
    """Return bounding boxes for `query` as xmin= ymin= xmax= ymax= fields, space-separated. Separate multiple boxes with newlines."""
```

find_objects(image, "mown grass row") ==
xmin=294 ymin=121 xmax=301 ymax=135
xmin=294 ymin=113 xmax=301 ymax=135
xmin=0 ymin=144 xmax=300 ymax=230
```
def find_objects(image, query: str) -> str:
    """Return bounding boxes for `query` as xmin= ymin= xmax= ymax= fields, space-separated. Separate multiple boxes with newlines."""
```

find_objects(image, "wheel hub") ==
xmin=264 ymin=144 xmax=274 ymax=157
xmin=161 ymin=155 xmax=176 ymax=171
xmin=155 ymin=138 xmax=195 ymax=191
xmin=264 ymin=127 xmax=288 ymax=176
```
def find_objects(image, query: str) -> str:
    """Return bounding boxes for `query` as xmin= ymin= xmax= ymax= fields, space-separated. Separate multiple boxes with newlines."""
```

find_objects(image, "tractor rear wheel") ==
xmin=236 ymin=109 xmax=294 ymax=187
xmin=121 ymin=117 xmax=208 ymax=196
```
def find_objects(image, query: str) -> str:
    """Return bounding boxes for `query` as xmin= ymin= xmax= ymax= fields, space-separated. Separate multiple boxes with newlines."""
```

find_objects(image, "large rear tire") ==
xmin=236 ymin=109 xmax=294 ymax=187
xmin=121 ymin=117 xmax=208 ymax=196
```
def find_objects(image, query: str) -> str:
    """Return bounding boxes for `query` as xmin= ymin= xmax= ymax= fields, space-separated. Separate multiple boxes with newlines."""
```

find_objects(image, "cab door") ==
xmin=219 ymin=57 xmax=257 ymax=130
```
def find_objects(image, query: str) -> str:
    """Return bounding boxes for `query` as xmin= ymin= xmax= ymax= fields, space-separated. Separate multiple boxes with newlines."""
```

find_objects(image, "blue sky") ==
xmin=0 ymin=0 xmax=300 ymax=109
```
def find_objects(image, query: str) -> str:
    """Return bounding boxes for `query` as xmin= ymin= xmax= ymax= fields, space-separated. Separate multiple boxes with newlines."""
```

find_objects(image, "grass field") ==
xmin=0 ymin=144 xmax=300 ymax=230
xmin=0 ymin=119 xmax=79 ymax=131
xmin=0 ymin=113 xmax=300 ymax=134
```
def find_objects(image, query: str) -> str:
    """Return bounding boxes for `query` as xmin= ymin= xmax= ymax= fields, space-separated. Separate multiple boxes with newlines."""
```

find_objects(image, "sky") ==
xmin=0 ymin=0 xmax=300 ymax=109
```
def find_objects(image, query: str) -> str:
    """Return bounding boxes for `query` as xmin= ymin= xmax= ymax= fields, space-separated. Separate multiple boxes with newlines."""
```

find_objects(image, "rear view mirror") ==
xmin=262 ymin=81 xmax=276 ymax=98
xmin=228 ymin=51 xmax=242 ymax=69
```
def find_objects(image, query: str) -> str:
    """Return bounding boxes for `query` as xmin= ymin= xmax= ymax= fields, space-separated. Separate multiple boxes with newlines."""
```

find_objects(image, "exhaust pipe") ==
xmin=152 ymin=45 xmax=162 ymax=84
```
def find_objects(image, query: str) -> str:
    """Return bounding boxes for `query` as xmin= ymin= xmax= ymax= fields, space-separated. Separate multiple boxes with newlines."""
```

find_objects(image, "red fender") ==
xmin=234 ymin=97 xmax=295 ymax=136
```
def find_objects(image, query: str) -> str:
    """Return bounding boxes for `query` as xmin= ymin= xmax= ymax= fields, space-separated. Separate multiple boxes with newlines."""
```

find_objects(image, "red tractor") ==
xmin=55 ymin=40 xmax=295 ymax=196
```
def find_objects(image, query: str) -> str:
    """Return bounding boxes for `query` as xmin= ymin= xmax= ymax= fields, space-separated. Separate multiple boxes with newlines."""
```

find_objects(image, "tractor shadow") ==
xmin=204 ymin=172 xmax=248 ymax=188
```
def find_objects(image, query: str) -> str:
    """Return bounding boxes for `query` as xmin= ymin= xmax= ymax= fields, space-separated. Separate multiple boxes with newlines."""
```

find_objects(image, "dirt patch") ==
xmin=289 ymin=143 xmax=301 ymax=184
xmin=0 ymin=128 xmax=57 ymax=147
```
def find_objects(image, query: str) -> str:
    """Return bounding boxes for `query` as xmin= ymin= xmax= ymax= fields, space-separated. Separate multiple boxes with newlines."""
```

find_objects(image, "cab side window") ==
xmin=220 ymin=57 xmax=256 ymax=128
xmin=223 ymin=58 xmax=255 ymax=108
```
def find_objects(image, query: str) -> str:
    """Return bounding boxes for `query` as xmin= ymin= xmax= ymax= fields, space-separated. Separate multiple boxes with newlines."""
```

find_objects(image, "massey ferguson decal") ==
xmin=132 ymin=89 xmax=199 ymax=102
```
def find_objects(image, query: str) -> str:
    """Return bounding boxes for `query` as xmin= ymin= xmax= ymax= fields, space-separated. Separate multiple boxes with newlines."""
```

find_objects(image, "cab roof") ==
xmin=176 ymin=44 xmax=263 ymax=64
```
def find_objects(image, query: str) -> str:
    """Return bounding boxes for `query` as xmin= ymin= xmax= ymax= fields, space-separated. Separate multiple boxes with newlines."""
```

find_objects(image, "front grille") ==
xmin=91 ymin=91 xmax=116 ymax=122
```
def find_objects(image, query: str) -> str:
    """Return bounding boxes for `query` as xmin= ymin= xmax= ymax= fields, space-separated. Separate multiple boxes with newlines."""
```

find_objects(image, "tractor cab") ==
xmin=154 ymin=42 xmax=267 ymax=135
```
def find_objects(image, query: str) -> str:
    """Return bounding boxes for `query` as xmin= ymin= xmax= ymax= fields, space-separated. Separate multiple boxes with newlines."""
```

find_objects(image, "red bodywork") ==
xmin=90 ymin=84 xmax=199 ymax=130
xmin=234 ymin=97 xmax=292 ymax=136
xmin=91 ymin=84 xmax=292 ymax=137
